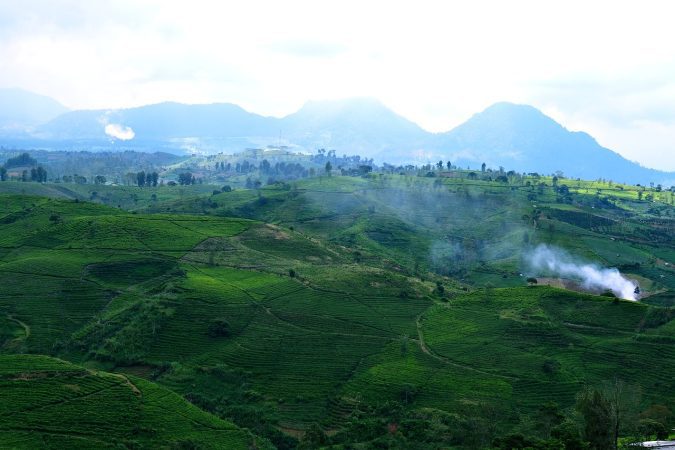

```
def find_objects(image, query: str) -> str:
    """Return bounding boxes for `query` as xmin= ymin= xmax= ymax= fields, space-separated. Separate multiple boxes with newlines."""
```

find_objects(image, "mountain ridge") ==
xmin=0 ymin=88 xmax=69 ymax=131
xmin=1 ymin=92 xmax=672 ymax=184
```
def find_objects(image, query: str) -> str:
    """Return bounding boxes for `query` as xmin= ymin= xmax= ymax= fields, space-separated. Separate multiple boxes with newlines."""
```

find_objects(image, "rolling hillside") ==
xmin=0 ymin=354 xmax=270 ymax=449
xmin=0 ymin=172 xmax=672 ymax=447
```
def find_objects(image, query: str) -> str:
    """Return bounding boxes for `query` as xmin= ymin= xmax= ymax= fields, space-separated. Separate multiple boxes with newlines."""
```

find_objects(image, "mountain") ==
xmin=35 ymin=97 xmax=427 ymax=159
xmin=436 ymin=102 xmax=674 ymax=185
xmin=0 ymin=88 xmax=68 ymax=132
xmin=281 ymin=98 xmax=429 ymax=159
xmin=1 ymin=94 xmax=673 ymax=184
xmin=38 ymin=101 xmax=275 ymax=140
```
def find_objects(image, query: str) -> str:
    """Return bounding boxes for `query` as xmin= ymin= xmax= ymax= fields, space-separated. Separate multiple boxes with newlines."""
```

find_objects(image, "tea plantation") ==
xmin=0 ymin=354 xmax=270 ymax=449
xmin=0 ymin=173 xmax=673 ymax=448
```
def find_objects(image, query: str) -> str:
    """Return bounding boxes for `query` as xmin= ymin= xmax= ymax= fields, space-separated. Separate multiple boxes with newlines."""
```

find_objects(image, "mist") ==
xmin=525 ymin=244 xmax=638 ymax=301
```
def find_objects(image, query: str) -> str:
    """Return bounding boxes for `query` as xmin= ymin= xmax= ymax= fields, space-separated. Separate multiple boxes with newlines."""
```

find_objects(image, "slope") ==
xmin=437 ymin=102 xmax=673 ymax=184
xmin=0 ymin=354 xmax=270 ymax=449
xmin=0 ymin=88 xmax=69 ymax=132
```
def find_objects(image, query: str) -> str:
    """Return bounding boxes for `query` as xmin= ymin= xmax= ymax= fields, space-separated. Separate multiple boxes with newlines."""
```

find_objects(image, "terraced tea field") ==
xmin=0 ymin=354 xmax=270 ymax=449
xmin=0 ymin=172 xmax=672 ymax=448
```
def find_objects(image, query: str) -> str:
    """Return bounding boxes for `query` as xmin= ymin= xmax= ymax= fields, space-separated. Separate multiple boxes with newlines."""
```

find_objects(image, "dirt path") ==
xmin=415 ymin=313 xmax=517 ymax=381
xmin=110 ymin=373 xmax=142 ymax=396
xmin=5 ymin=314 xmax=30 ymax=346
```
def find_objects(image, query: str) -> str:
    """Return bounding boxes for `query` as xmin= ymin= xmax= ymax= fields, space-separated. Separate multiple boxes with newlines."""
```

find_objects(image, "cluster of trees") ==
xmin=200 ymin=149 xmax=379 ymax=185
xmin=62 ymin=174 xmax=87 ymax=184
xmin=30 ymin=166 xmax=48 ymax=182
xmin=214 ymin=161 xmax=230 ymax=171
xmin=177 ymin=172 xmax=196 ymax=185
xmin=311 ymin=148 xmax=375 ymax=168
xmin=0 ymin=166 xmax=49 ymax=182
xmin=340 ymin=165 xmax=373 ymax=177
xmin=135 ymin=171 xmax=160 ymax=187
xmin=4 ymin=152 xmax=37 ymax=169
xmin=259 ymin=160 xmax=310 ymax=179
xmin=0 ymin=153 xmax=48 ymax=182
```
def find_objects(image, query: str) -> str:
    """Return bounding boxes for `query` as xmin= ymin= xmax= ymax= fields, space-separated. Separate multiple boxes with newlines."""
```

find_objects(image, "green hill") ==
xmin=0 ymin=354 xmax=270 ymax=449
xmin=0 ymin=171 xmax=673 ymax=448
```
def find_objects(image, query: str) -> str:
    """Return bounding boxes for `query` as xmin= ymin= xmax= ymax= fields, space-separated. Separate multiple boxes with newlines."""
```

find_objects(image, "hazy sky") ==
xmin=1 ymin=0 xmax=675 ymax=170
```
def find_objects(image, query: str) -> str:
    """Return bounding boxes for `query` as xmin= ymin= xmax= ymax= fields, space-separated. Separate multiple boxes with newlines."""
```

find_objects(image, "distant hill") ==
xmin=38 ymin=101 xmax=275 ymax=140
xmin=0 ymin=88 xmax=68 ymax=132
xmin=1 ymin=92 xmax=673 ymax=184
xmin=281 ymin=98 xmax=429 ymax=158
xmin=435 ymin=102 xmax=674 ymax=185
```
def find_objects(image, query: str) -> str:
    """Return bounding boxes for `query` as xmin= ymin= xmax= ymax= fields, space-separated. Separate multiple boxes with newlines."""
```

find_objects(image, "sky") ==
xmin=1 ymin=0 xmax=675 ymax=170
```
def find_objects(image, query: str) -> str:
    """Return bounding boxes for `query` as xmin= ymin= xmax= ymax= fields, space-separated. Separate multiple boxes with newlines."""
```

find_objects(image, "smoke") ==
xmin=525 ymin=244 xmax=638 ymax=301
xmin=104 ymin=123 xmax=135 ymax=140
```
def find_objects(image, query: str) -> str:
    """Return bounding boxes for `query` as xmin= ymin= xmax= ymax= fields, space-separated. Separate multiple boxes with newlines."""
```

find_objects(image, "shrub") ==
xmin=207 ymin=318 xmax=231 ymax=338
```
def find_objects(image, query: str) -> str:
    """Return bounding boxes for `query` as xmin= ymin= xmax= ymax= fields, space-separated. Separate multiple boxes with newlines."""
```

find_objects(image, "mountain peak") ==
xmin=0 ymin=88 xmax=69 ymax=128
xmin=295 ymin=97 xmax=391 ymax=116
xmin=477 ymin=101 xmax=560 ymax=123
xmin=456 ymin=101 xmax=566 ymax=138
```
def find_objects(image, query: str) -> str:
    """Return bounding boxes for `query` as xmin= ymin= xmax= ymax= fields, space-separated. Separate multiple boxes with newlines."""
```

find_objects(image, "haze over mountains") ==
xmin=1 ymin=88 xmax=672 ymax=185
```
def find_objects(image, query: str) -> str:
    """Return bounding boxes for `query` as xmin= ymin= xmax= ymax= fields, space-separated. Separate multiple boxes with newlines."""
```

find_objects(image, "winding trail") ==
xmin=110 ymin=373 xmax=142 ymax=396
xmin=5 ymin=314 xmax=30 ymax=346
xmin=415 ymin=312 xmax=517 ymax=381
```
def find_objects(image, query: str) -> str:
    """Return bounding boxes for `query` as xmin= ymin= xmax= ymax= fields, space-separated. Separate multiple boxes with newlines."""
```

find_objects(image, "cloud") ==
xmin=0 ymin=1 xmax=674 ymax=169
xmin=104 ymin=123 xmax=135 ymax=140
xmin=267 ymin=40 xmax=347 ymax=59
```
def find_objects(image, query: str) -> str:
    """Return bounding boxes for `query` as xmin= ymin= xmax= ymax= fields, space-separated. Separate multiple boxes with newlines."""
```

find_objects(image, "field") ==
xmin=0 ymin=354 xmax=270 ymax=449
xmin=0 ymin=171 xmax=673 ymax=448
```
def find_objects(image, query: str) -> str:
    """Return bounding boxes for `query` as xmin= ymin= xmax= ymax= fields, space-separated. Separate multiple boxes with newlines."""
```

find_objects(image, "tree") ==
xmin=537 ymin=401 xmax=564 ymax=438
xmin=325 ymin=161 xmax=332 ymax=175
xmin=21 ymin=170 xmax=28 ymax=182
xmin=94 ymin=175 xmax=107 ymax=185
xmin=437 ymin=160 xmax=443 ymax=170
xmin=446 ymin=161 xmax=452 ymax=170
xmin=0 ymin=167 xmax=6 ymax=181
xmin=178 ymin=172 xmax=193 ymax=185
xmin=207 ymin=318 xmax=231 ymax=337
xmin=4 ymin=152 xmax=37 ymax=169
xmin=481 ymin=162 xmax=486 ymax=172
xmin=136 ymin=171 xmax=146 ymax=187
xmin=640 ymin=404 xmax=672 ymax=436
xmin=576 ymin=387 xmax=613 ymax=450
xmin=299 ymin=423 xmax=327 ymax=449
xmin=605 ymin=379 xmax=641 ymax=449
xmin=221 ymin=185 xmax=232 ymax=192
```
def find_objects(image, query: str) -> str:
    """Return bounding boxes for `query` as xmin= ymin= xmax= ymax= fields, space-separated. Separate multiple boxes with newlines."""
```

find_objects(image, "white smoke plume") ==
xmin=104 ymin=123 xmax=135 ymax=140
xmin=526 ymin=244 xmax=638 ymax=301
